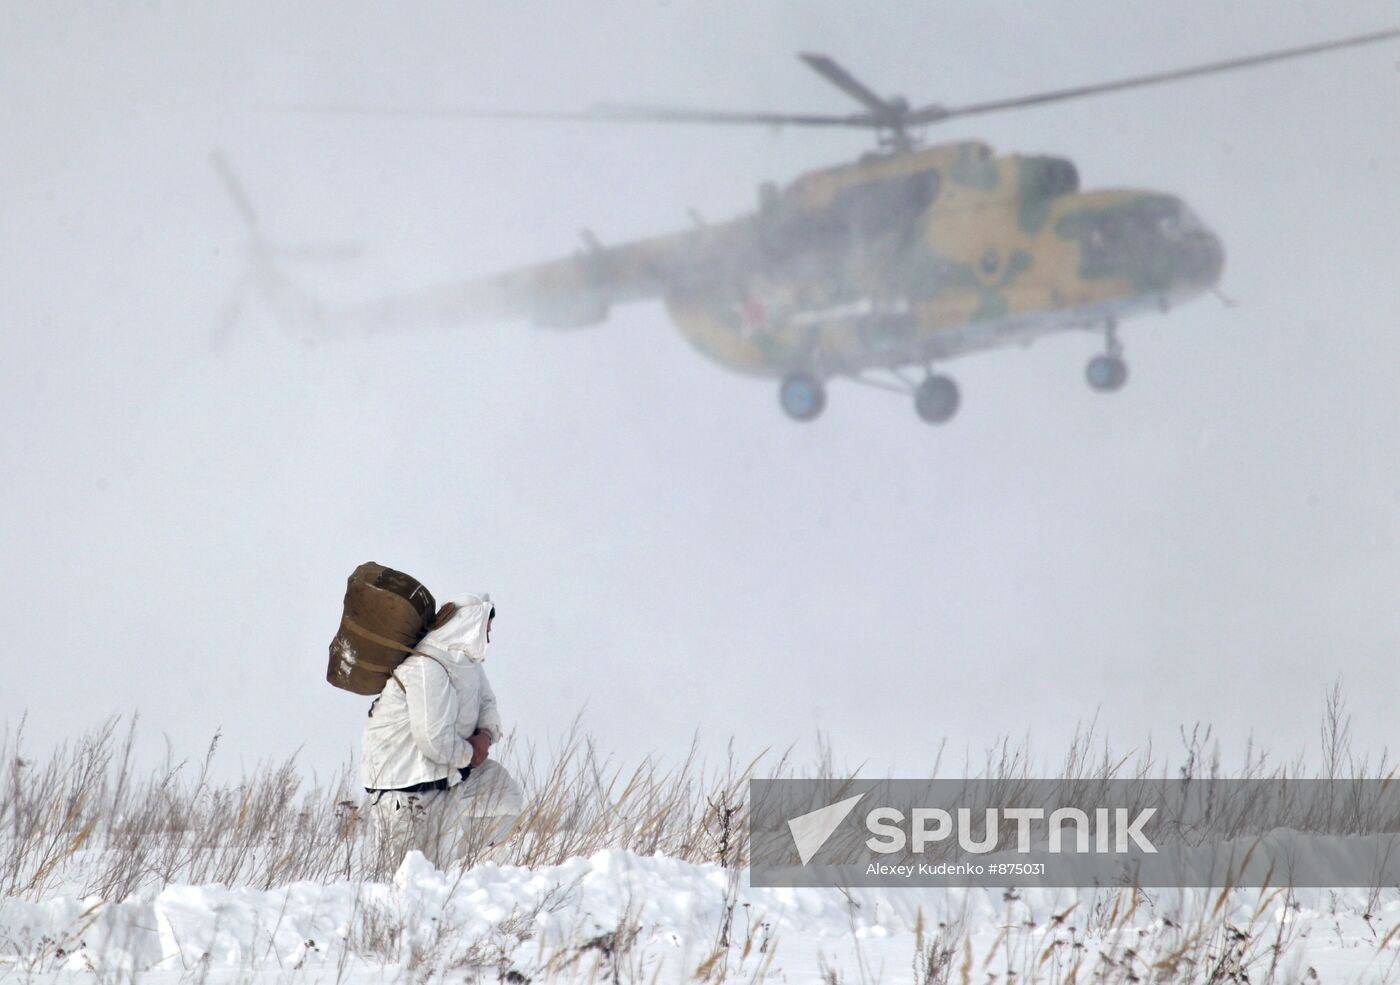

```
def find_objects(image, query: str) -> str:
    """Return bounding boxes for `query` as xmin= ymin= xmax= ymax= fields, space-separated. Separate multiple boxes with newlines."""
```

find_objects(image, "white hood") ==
xmin=415 ymin=592 xmax=493 ymax=665
xmin=360 ymin=591 xmax=505 ymax=790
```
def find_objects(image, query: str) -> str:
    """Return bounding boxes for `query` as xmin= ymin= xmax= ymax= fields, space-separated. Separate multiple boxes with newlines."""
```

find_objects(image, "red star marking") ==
xmin=739 ymin=297 xmax=769 ymax=334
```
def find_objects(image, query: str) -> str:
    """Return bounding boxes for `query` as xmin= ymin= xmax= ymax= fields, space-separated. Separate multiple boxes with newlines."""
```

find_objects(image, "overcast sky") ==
xmin=4 ymin=2 xmax=1399 ymax=781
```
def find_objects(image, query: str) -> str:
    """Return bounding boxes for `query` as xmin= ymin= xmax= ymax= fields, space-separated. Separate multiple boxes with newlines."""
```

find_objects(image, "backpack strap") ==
xmin=340 ymin=615 xmax=450 ymax=691
xmin=392 ymin=651 xmax=451 ymax=691
xmin=343 ymin=615 xmax=422 ymax=654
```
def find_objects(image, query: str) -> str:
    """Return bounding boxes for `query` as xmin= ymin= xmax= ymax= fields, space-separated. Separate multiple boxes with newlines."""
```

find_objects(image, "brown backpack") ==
xmin=327 ymin=562 xmax=437 ymax=695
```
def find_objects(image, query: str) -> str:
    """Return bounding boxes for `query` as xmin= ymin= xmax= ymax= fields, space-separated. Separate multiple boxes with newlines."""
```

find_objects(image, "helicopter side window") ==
xmin=898 ymin=170 xmax=941 ymax=212
xmin=1093 ymin=217 xmax=1121 ymax=248
xmin=908 ymin=170 xmax=941 ymax=204
xmin=1042 ymin=159 xmax=1079 ymax=197
xmin=830 ymin=170 xmax=941 ymax=237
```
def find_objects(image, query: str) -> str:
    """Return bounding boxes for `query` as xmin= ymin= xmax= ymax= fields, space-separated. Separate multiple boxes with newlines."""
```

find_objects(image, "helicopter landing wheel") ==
xmin=1085 ymin=354 xmax=1129 ymax=393
xmin=914 ymin=374 xmax=960 ymax=424
xmin=779 ymin=372 xmax=826 ymax=421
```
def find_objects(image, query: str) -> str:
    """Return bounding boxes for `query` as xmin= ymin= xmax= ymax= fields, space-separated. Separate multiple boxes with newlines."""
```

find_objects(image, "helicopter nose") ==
xmin=1160 ymin=201 xmax=1225 ymax=289
xmin=1175 ymin=227 xmax=1226 ymax=288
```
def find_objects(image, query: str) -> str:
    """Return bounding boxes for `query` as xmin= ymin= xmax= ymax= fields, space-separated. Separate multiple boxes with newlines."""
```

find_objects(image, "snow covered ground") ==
xmin=6 ymin=714 xmax=1398 ymax=982
xmin=4 ymin=849 xmax=1399 ymax=984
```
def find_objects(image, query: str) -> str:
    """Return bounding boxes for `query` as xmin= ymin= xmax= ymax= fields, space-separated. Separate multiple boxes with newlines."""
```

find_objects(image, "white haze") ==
xmin=3 ymin=2 xmax=1399 ymax=778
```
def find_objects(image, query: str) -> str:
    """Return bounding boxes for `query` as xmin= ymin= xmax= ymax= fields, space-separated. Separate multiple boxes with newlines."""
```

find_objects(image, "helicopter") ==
xmin=231 ymin=27 xmax=1399 ymax=424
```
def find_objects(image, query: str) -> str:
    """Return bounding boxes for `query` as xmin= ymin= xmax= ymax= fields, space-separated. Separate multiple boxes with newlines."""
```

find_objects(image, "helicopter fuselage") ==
xmin=662 ymin=141 xmax=1225 ymax=378
xmin=483 ymin=140 xmax=1224 ymax=382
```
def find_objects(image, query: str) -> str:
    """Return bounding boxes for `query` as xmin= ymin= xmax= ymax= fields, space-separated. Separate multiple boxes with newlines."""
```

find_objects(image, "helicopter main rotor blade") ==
xmin=295 ymin=101 xmax=871 ymax=128
xmin=293 ymin=27 xmax=1399 ymax=139
xmin=798 ymin=53 xmax=898 ymax=116
xmin=588 ymin=103 xmax=872 ymax=127
xmin=905 ymin=26 xmax=1400 ymax=125
xmin=291 ymin=103 xmax=632 ymax=122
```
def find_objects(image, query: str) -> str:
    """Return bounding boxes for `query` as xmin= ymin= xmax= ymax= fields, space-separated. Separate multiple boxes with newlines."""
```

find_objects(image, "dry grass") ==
xmin=1 ymin=684 xmax=1394 ymax=905
xmin=0 ymin=713 xmax=770 ymax=903
xmin=0 ymin=686 xmax=1397 ymax=985
xmin=1 ymin=715 xmax=366 ymax=900
xmin=877 ymin=887 xmax=1306 ymax=985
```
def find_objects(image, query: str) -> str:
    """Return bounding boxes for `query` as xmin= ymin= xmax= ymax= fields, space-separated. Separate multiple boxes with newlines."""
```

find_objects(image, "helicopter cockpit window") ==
xmin=1086 ymin=214 xmax=1147 ymax=257
xmin=1144 ymin=198 xmax=1201 ymax=241
xmin=1075 ymin=198 xmax=1188 ymax=265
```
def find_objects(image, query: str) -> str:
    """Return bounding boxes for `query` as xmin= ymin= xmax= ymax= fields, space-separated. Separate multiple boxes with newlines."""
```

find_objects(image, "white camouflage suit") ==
xmin=361 ymin=593 xmax=524 ymax=868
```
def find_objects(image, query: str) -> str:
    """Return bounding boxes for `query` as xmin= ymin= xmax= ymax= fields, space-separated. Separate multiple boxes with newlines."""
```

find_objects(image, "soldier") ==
xmin=361 ymin=593 xmax=524 ymax=870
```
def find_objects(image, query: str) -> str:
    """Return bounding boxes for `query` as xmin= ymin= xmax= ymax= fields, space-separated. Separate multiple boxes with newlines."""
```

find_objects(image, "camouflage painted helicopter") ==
xmin=237 ymin=28 xmax=1398 ymax=423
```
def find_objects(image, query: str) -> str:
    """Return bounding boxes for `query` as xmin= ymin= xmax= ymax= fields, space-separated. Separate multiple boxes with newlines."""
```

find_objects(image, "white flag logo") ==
xmin=787 ymin=793 xmax=866 ymax=865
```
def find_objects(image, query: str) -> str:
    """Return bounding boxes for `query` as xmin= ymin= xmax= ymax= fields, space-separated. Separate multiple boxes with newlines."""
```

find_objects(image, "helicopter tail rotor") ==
xmin=209 ymin=151 xmax=362 ymax=347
